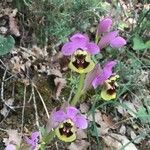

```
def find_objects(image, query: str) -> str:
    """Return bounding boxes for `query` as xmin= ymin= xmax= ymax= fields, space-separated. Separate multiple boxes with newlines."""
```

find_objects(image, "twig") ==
xmin=0 ymin=127 xmax=8 ymax=132
xmin=21 ymin=85 xmax=26 ymax=135
xmin=55 ymin=141 xmax=59 ymax=150
xmin=5 ymin=75 xmax=16 ymax=82
xmin=1 ymin=68 xmax=15 ymax=111
xmin=33 ymin=84 xmax=50 ymax=119
xmin=0 ymin=59 xmax=7 ymax=68
xmin=31 ymin=83 xmax=40 ymax=128
xmin=28 ymin=92 xmax=33 ymax=103
xmin=1 ymin=68 xmax=7 ymax=103
xmin=68 ymin=87 xmax=74 ymax=103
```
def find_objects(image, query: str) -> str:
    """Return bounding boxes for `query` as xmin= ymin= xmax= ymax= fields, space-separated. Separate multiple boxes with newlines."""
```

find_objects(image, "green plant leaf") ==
xmin=145 ymin=40 xmax=150 ymax=48
xmin=137 ymin=107 xmax=150 ymax=123
xmin=0 ymin=35 xmax=15 ymax=56
xmin=132 ymin=35 xmax=149 ymax=50
xmin=42 ymin=130 xmax=55 ymax=144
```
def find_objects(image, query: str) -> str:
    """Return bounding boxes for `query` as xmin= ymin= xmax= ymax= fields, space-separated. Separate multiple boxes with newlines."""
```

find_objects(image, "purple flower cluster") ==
xmin=4 ymin=17 xmax=126 ymax=150
xmin=97 ymin=18 xmax=126 ymax=49
xmin=25 ymin=132 xmax=40 ymax=150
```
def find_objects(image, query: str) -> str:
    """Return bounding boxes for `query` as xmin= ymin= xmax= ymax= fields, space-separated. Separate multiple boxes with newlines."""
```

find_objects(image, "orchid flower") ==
xmin=97 ymin=18 xmax=126 ymax=50
xmin=51 ymin=106 xmax=87 ymax=142
xmin=92 ymin=61 xmax=119 ymax=101
xmin=61 ymin=33 xmax=100 ymax=73
xmin=25 ymin=132 xmax=40 ymax=150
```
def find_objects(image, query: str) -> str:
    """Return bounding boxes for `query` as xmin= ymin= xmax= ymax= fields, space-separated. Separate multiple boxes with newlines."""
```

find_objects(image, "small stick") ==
xmin=0 ymin=127 xmax=8 ymax=132
xmin=21 ymin=85 xmax=26 ymax=135
xmin=33 ymin=84 xmax=50 ymax=119
xmin=31 ymin=83 xmax=40 ymax=128
xmin=1 ymin=68 xmax=15 ymax=110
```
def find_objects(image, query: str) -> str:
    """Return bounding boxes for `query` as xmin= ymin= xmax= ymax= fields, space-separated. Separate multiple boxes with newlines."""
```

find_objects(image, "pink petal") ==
xmin=92 ymin=61 xmax=117 ymax=88
xmin=70 ymin=33 xmax=89 ymax=42
xmin=52 ymin=110 xmax=67 ymax=123
xmin=61 ymin=42 xmax=77 ymax=56
xmin=66 ymin=106 xmax=79 ymax=119
xmin=98 ymin=18 xmax=112 ymax=34
xmin=110 ymin=36 xmax=126 ymax=48
xmin=31 ymin=132 xmax=39 ymax=140
xmin=86 ymin=42 xmax=100 ymax=54
xmin=83 ymin=64 xmax=101 ymax=91
xmin=25 ymin=136 xmax=33 ymax=145
xmin=74 ymin=115 xmax=88 ymax=129
xmin=98 ymin=31 xmax=118 ymax=49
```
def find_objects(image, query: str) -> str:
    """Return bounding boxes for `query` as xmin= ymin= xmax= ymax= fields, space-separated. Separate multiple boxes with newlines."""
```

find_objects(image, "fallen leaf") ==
xmin=3 ymin=130 xmax=21 ymax=148
xmin=117 ymin=100 xmax=139 ymax=118
xmin=9 ymin=9 xmax=20 ymax=37
xmin=76 ymin=129 xmax=87 ymax=140
xmin=68 ymin=140 xmax=90 ymax=150
xmin=102 ymin=133 xmax=137 ymax=150
xmin=32 ymin=45 xmax=48 ymax=58
xmin=119 ymin=125 xmax=126 ymax=135
xmin=88 ymin=110 xmax=118 ymax=135
xmin=0 ymin=26 xmax=8 ymax=35
xmin=48 ymin=67 xmax=66 ymax=99
xmin=79 ymin=102 xmax=90 ymax=114
xmin=130 ymin=130 xmax=143 ymax=144
xmin=54 ymin=77 xmax=66 ymax=99
xmin=1 ymin=98 xmax=14 ymax=117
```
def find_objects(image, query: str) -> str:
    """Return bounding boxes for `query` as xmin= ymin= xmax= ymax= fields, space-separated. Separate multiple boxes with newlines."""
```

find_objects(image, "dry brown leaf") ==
xmin=54 ymin=77 xmax=66 ymax=99
xmin=9 ymin=9 xmax=20 ymax=37
xmin=89 ymin=110 xmax=118 ymax=135
xmin=68 ymin=140 xmax=90 ymax=150
xmin=119 ymin=125 xmax=126 ymax=135
xmin=130 ymin=130 xmax=144 ymax=144
xmin=101 ymin=113 xmax=119 ymax=129
xmin=79 ymin=103 xmax=90 ymax=114
xmin=117 ymin=101 xmax=138 ymax=117
xmin=32 ymin=45 xmax=48 ymax=58
xmin=102 ymin=133 xmax=137 ymax=150
xmin=0 ymin=26 xmax=8 ymax=35
xmin=76 ymin=129 xmax=87 ymax=140
xmin=3 ymin=130 xmax=21 ymax=147
xmin=1 ymin=98 xmax=14 ymax=117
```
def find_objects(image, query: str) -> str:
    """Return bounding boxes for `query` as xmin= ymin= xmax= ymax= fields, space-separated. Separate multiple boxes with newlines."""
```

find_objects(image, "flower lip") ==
xmin=101 ymin=75 xmax=119 ymax=101
xmin=106 ymin=81 xmax=117 ymax=95
xmin=55 ymin=119 xmax=76 ymax=142
xmin=59 ymin=120 xmax=74 ymax=137
xmin=69 ymin=50 xmax=95 ymax=74
xmin=72 ymin=54 xmax=90 ymax=69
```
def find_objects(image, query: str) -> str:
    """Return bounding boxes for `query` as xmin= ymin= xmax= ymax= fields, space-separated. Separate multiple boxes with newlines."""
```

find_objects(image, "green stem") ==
xmin=95 ymin=32 xmax=100 ymax=44
xmin=70 ymin=73 xmax=85 ymax=106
